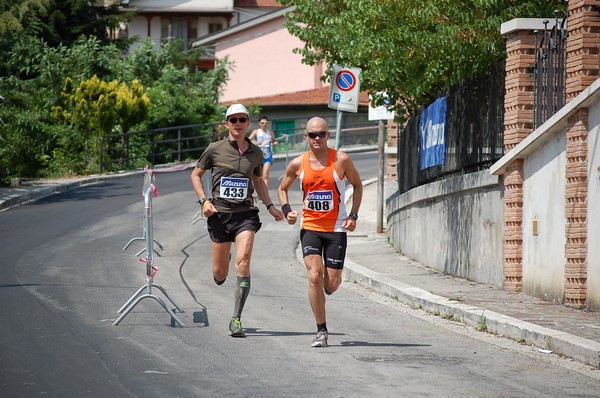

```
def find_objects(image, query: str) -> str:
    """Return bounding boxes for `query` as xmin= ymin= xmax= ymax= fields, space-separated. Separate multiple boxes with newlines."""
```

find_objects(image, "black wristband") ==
xmin=266 ymin=203 xmax=274 ymax=210
xmin=282 ymin=203 xmax=292 ymax=218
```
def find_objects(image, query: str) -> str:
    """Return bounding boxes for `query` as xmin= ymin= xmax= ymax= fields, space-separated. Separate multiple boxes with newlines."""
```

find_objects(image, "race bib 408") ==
xmin=305 ymin=190 xmax=333 ymax=212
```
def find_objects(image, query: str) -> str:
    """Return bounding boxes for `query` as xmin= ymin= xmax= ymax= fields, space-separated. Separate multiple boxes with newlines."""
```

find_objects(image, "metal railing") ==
xmin=533 ymin=12 xmax=568 ymax=128
xmin=397 ymin=63 xmax=505 ymax=194
xmin=99 ymin=114 xmax=379 ymax=173
xmin=99 ymin=123 xmax=218 ymax=173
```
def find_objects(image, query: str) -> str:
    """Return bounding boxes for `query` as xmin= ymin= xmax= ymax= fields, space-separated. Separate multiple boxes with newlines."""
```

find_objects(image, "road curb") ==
xmin=336 ymin=178 xmax=600 ymax=368
xmin=342 ymin=255 xmax=600 ymax=368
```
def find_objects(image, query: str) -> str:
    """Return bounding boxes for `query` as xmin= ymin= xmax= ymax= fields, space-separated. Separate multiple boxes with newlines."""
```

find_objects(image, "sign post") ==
xmin=368 ymin=94 xmax=395 ymax=234
xmin=329 ymin=64 xmax=362 ymax=150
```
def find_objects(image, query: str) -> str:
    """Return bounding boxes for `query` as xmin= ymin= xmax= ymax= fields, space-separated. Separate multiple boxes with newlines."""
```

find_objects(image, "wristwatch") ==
xmin=349 ymin=212 xmax=358 ymax=220
xmin=198 ymin=198 xmax=209 ymax=206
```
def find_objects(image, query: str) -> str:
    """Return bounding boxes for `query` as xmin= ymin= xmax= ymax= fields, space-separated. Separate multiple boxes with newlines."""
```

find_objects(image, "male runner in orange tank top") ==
xmin=278 ymin=116 xmax=363 ymax=348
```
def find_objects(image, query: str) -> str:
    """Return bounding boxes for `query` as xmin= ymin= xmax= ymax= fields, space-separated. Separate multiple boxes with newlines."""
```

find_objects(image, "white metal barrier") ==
xmin=113 ymin=167 xmax=185 ymax=326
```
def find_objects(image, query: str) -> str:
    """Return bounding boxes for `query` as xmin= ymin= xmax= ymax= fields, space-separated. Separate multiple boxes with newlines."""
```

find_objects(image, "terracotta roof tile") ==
xmin=225 ymin=86 xmax=370 ymax=107
xmin=234 ymin=0 xmax=283 ymax=7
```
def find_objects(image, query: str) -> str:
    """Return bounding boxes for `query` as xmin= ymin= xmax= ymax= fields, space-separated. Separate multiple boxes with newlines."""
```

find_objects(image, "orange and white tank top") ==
xmin=299 ymin=148 xmax=347 ymax=232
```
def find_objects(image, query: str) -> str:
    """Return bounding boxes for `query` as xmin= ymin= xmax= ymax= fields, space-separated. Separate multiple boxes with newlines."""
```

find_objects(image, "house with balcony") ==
xmin=190 ymin=6 xmax=372 ymax=140
xmin=114 ymin=0 xmax=282 ymax=60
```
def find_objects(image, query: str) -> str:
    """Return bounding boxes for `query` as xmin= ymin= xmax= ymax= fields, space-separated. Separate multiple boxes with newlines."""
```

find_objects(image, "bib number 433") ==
xmin=220 ymin=177 xmax=249 ymax=199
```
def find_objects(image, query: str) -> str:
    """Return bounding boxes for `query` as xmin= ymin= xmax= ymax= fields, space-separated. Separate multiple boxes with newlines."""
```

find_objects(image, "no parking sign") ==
xmin=328 ymin=64 xmax=361 ymax=113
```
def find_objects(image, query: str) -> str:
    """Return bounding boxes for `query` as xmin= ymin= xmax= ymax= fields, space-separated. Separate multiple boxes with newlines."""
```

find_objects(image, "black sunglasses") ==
xmin=307 ymin=131 xmax=327 ymax=139
xmin=228 ymin=117 xmax=247 ymax=124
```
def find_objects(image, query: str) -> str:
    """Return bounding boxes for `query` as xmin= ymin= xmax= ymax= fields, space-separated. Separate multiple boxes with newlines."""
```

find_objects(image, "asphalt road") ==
xmin=1 ymin=152 xmax=599 ymax=397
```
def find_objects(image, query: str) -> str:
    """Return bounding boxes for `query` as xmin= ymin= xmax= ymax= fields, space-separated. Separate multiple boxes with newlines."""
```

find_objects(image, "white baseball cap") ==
xmin=225 ymin=103 xmax=249 ymax=119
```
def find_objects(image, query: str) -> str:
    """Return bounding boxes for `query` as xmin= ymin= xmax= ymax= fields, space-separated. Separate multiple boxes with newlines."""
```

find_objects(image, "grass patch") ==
xmin=478 ymin=316 xmax=488 ymax=332
xmin=442 ymin=312 xmax=462 ymax=322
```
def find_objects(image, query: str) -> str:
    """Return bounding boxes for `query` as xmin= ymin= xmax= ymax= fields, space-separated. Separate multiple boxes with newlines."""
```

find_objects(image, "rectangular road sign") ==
xmin=368 ymin=93 xmax=395 ymax=121
xmin=328 ymin=64 xmax=361 ymax=113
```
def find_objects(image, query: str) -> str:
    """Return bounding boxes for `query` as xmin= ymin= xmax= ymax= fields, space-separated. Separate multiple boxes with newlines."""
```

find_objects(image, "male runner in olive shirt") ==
xmin=191 ymin=103 xmax=284 ymax=337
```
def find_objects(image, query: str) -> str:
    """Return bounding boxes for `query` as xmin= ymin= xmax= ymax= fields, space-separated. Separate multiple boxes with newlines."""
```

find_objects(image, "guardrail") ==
xmin=99 ymin=116 xmax=380 ymax=173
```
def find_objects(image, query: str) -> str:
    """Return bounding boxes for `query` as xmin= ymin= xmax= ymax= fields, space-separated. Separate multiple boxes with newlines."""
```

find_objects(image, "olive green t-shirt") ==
xmin=196 ymin=138 xmax=263 ymax=213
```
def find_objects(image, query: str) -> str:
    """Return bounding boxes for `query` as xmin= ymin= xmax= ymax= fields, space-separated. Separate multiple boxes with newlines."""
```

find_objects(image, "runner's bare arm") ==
xmin=278 ymin=156 xmax=302 ymax=224
xmin=191 ymin=166 xmax=217 ymax=216
xmin=191 ymin=166 xmax=208 ymax=199
xmin=342 ymin=155 xmax=363 ymax=215
xmin=248 ymin=130 xmax=258 ymax=144
xmin=339 ymin=153 xmax=362 ymax=231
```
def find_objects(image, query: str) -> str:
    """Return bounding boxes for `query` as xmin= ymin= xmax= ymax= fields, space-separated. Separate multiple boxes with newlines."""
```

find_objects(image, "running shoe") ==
xmin=229 ymin=317 xmax=246 ymax=338
xmin=310 ymin=330 xmax=328 ymax=347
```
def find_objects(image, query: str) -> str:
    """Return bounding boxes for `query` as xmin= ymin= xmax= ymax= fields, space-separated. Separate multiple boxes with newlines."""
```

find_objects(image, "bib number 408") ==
xmin=305 ymin=190 xmax=333 ymax=212
xmin=307 ymin=200 xmax=331 ymax=211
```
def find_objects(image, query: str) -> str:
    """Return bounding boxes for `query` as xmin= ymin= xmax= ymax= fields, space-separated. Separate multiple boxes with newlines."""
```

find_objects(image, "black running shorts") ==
xmin=207 ymin=210 xmax=262 ymax=243
xmin=300 ymin=229 xmax=347 ymax=269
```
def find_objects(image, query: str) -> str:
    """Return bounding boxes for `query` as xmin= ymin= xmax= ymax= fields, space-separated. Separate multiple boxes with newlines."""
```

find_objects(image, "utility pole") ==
xmin=377 ymin=120 xmax=385 ymax=233
xmin=334 ymin=110 xmax=343 ymax=150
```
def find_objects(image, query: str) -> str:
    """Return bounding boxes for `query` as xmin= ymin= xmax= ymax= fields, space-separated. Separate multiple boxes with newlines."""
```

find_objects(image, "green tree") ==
xmin=279 ymin=0 xmax=565 ymax=119
xmin=0 ymin=76 xmax=57 ymax=182
xmin=51 ymin=75 xmax=150 ymax=173
xmin=0 ymin=2 xmax=230 ymax=184
xmin=36 ymin=0 xmax=132 ymax=48
xmin=0 ymin=36 xmax=128 ymax=182
xmin=0 ymin=0 xmax=131 ymax=78
xmin=122 ymin=39 xmax=231 ymax=129
xmin=0 ymin=0 xmax=50 ymax=34
xmin=0 ymin=0 xmax=51 ymax=77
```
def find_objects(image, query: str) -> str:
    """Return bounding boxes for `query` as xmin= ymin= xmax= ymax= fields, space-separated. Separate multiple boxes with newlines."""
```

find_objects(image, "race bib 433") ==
xmin=220 ymin=177 xmax=249 ymax=199
xmin=305 ymin=190 xmax=333 ymax=212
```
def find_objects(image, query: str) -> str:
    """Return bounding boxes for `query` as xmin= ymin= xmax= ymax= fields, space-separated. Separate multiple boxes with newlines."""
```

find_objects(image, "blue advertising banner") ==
xmin=419 ymin=97 xmax=447 ymax=170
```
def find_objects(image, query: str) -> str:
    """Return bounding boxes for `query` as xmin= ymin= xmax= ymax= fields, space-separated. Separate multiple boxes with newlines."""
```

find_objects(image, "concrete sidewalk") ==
xmin=339 ymin=178 xmax=600 ymax=369
xmin=2 ymin=162 xmax=600 ymax=369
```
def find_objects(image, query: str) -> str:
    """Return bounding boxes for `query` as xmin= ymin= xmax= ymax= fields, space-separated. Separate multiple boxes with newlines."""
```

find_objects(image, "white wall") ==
xmin=588 ymin=101 xmax=600 ymax=309
xmin=127 ymin=17 xmax=152 ymax=50
xmin=126 ymin=16 xmax=163 ymax=51
xmin=387 ymin=170 xmax=504 ymax=287
xmin=126 ymin=16 xmax=229 ymax=52
xmin=522 ymin=132 xmax=566 ymax=302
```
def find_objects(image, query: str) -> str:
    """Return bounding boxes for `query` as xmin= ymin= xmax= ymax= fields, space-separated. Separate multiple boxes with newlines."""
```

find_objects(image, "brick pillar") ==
xmin=386 ymin=120 xmax=399 ymax=179
xmin=563 ymin=0 xmax=600 ymax=307
xmin=564 ymin=111 xmax=588 ymax=307
xmin=501 ymin=28 xmax=536 ymax=291
xmin=565 ymin=0 xmax=600 ymax=102
xmin=504 ymin=161 xmax=524 ymax=291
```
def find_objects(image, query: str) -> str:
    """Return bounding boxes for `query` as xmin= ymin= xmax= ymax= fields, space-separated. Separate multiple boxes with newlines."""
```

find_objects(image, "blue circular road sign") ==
xmin=336 ymin=70 xmax=357 ymax=92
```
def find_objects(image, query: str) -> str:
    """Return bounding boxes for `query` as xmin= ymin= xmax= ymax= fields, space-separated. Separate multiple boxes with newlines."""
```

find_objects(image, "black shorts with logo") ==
xmin=300 ymin=229 xmax=347 ymax=269
xmin=207 ymin=209 xmax=262 ymax=243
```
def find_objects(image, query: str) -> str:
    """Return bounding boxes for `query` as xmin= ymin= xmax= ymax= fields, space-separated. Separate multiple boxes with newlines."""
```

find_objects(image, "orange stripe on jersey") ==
xmin=299 ymin=148 xmax=348 ymax=232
